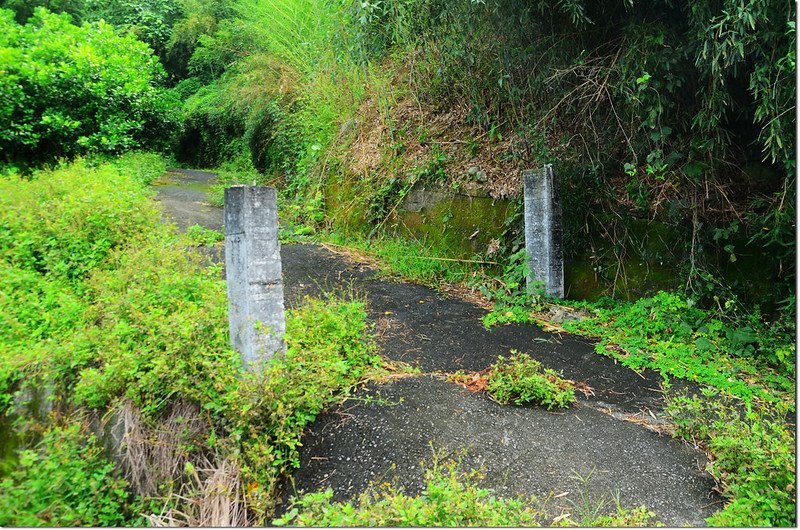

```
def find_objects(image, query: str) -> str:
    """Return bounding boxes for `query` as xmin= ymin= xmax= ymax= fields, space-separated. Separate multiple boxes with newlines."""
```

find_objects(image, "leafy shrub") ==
xmin=486 ymin=351 xmax=575 ymax=410
xmin=70 ymin=230 xmax=240 ymax=416
xmin=666 ymin=391 xmax=796 ymax=526
xmin=177 ymin=77 xmax=249 ymax=167
xmin=0 ymin=155 xmax=388 ymax=524
xmin=224 ymin=295 xmax=384 ymax=517
xmin=186 ymin=224 xmax=224 ymax=246
xmin=0 ymin=422 xmax=139 ymax=526
xmin=0 ymin=159 xmax=158 ymax=283
xmin=81 ymin=0 xmax=184 ymax=61
xmin=0 ymin=158 xmax=160 ymax=408
xmin=0 ymin=8 xmax=179 ymax=165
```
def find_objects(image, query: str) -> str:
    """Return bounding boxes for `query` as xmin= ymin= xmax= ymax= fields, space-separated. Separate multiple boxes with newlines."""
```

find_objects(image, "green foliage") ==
xmin=234 ymin=0 xmax=334 ymax=73
xmin=0 ymin=0 xmax=87 ymax=23
xmin=175 ymin=56 xmax=307 ymax=176
xmin=480 ymin=248 xmax=543 ymax=327
xmin=108 ymin=150 xmax=170 ymax=185
xmin=0 ymin=422 xmax=140 ymax=526
xmin=485 ymin=351 xmax=575 ymax=410
xmin=556 ymin=292 xmax=795 ymax=405
xmin=0 ymin=158 xmax=158 ymax=284
xmin=0 ymin=8 xmax=179 ymax=166
xmin=0 ymin=156 xmax=387 ymax=524
xmin=176 ymin=76 xmax=249 ymax=166
xmin=218 ymin=295 xmax=383 ymax=518
xmin=276 ymin=452 xmax=660 ymax=527
xmin=82 ymin=0 xmax=184 ymax=61
xmin=69 ymin=231 xmax=239 ymax=416
xmin=274 ymin=456 xmax=546 ymax=526
xmin=186 ymin=224 xmax=223 ymax=245
xmin=666 ymin=391 xmax=796 ymax=526
xmin=484 ymin=286 xmax=794 ymax=406
xmin=0 ymin=155 xmax=240 ymax=418
xmin=338 ymin=0 xmax=793 ymax=311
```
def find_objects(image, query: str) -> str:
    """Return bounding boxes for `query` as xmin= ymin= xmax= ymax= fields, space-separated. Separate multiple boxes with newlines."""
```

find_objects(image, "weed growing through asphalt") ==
xmin=274 ymin=451 xmax=660 ymax=527
xmin=273 ymin=454 xmax=547 ymax=526
xmin=484 ymin=351 xmax=575 ymax=409
xmin=186 ymin=224 xmax=224 ymax=246
xmin=560 ymin=467 xmax=661 ymax=527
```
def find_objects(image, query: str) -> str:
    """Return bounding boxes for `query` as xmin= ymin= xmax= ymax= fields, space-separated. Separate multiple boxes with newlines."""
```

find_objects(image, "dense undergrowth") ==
xmin=0 ymin=156 xmax=387 ymax=525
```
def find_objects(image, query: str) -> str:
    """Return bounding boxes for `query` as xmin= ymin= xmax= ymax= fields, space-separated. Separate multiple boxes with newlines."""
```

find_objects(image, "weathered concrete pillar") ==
xmin=523 ymin=164 xmax=564 ymax=299
xmin=224 ymin=186 xmax=286 ymax=371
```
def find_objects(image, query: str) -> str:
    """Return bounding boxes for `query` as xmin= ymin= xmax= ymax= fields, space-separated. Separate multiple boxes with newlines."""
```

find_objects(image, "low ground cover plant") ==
xmin=0 ymin=422 xmax=140 ymax=527
xmin=666 ymin=389 xmax=795 ymax=526
xmin=485 ymin=352 xmax=576 ymax=409
xmin=274 ymin=454 xmax=659 ymax=527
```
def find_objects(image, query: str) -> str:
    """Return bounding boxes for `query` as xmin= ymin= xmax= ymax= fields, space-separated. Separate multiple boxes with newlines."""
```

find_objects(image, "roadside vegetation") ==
xmin=0 ymin=0 xmax=794 ymax=526
xmin=274 ymin=454 xmax=659 ymax=527
xmin=0 ymin=156 xmax=386 ymax=525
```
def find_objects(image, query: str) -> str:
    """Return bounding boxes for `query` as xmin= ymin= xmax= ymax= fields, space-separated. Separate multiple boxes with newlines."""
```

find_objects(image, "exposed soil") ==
xmin=154 ymin=169 xmax=722 ymax=527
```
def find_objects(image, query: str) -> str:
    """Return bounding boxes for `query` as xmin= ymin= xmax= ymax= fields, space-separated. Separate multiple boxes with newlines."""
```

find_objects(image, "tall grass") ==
xmin=234 ymin=0 xmax=334 ymax=73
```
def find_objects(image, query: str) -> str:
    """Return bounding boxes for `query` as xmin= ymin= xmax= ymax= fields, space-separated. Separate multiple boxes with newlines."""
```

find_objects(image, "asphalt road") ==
xmin=155 ymin=169 xmax=722 ymax=526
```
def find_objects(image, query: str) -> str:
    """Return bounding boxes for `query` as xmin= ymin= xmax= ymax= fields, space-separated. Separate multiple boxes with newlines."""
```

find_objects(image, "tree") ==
xmin=0 ymin=7 xmax=179 ymax=165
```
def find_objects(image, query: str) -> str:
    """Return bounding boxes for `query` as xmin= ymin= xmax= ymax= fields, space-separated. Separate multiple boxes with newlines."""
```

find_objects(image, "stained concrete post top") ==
xmin=522 ymin=164 xmax=554 ymax=185
xmin=224 ymin=186 xmax=279 ymax=236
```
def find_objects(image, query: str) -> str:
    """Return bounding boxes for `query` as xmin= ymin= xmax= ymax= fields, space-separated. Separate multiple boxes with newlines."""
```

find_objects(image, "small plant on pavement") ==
xmin=485 ymin=351 xmax=575 ymax=409
xmin=186 ymin=224 xmax=224 ymax=246
xmin=273 ymin=455 xmax=546 ymax=526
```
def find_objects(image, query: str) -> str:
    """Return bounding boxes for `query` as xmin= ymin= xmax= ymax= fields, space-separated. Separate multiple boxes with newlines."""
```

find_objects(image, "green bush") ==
xmin=0 ymin=155 xmax=389 ymax=524
xmin=667 ymin=392 xmax=796 ymax=526
xmin=224 ymin=295 xmax=384 ymax=517
xmin=0 ymin=7 xmax=178 ymax=165
xmin=0 ymin=422 xmax=139 ymax=526
xmin=70 ymin=230 xmax=239 ymax=416
xmin=0 ymin=159 xmax=158 ymax=283
xmin=0 ymin=156 xmax=168 ymax=413
xmin=486 ymin=351 xmax=575 ymax=410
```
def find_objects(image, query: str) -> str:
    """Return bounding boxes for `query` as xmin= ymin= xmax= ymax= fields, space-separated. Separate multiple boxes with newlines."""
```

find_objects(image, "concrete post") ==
xmin=224 ymin=186 xmax=286 ymax=371
xmin=523 ymin=164 xmax=564 ymax=299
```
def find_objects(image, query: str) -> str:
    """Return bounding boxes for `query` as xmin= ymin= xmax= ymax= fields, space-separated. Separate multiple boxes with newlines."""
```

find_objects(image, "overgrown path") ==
xmin=155 ymin=169 xmax=722 ymax=526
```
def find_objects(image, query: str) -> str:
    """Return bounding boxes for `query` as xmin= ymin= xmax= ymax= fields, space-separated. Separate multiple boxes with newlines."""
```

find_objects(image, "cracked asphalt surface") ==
xmin=155 ymin=169 xmax=723 ymax=526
